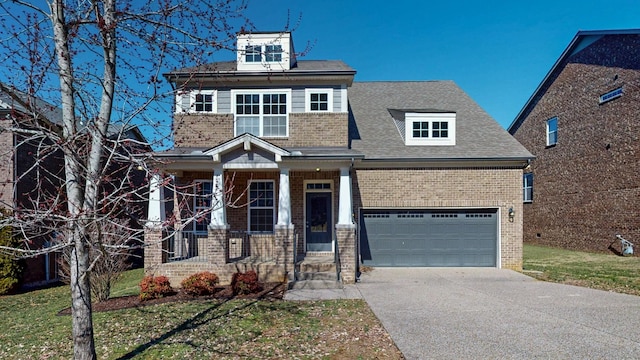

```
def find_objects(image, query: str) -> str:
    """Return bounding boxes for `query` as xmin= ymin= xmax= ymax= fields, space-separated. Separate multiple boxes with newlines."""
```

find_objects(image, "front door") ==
xmin=306 ymin=192 xmax=332 ymax=252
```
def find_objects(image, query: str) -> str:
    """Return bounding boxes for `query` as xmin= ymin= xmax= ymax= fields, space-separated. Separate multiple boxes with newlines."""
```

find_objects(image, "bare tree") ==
xmin=0 ymin=1 xmax=251 ymax=358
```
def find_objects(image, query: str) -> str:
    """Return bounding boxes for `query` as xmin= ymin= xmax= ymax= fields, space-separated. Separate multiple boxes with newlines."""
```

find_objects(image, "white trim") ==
xmin=305 ymin=88 xmax=334 ymax=112
xmin=303 ymin=180 xmax=335 ymax=253
xmin=337 ymin=167 xmax=353 ymax=225
xmin=276 ymin=168 xmax=291 ymax=226
xmin=176 ymin=89 xmax=217 ymax=114
xmin=231 ymin=89 xmax=291 ymax=138
xmin=236 ymin=33 xmax=294 ymax=71
xmin=404 ymin=112 xmax=456 ymax=146
xmin=340 ymin=85 xmax=348 ymax=113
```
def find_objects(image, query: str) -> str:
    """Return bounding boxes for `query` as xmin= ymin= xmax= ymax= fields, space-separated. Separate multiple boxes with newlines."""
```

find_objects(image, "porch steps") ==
xmin=288 ymin=255 xmax=342 ymax=290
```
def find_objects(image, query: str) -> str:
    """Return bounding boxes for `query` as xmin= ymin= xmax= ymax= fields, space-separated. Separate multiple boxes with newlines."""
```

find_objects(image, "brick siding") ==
xmin=353 ymin=167 xmax=524 ymax=270
xmin=511 ymin=34 xmax=640 ymax=253
xmin=172 ymin=112 xmax=348 ymax=148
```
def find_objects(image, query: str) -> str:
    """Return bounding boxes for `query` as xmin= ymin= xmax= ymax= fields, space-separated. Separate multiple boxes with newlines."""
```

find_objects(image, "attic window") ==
xmin=404 ymin=112 xmax=456 ymax=146
xmin=599 ymin=87 xmax=623 ymax=104
xmin=265 ymin=45 xmax=282 ymax=62
xmin=245 ymin=45 xmax=261 ymax=63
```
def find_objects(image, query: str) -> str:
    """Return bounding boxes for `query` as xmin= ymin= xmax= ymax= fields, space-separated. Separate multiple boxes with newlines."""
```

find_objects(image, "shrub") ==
xmin=231 ymin=270 xmax=262 ymax=295
xmin=0 ymin=209 xmax=23 ymax=295
xmin=181 ymin=272 xmax=219 ymax=296
xmin=139 ymin=275 xmax=173 ymax=301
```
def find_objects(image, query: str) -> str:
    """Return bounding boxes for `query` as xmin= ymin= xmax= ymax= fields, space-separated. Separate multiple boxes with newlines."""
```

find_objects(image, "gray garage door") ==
xmin=360 ymin=209 xmax=497 ymax=267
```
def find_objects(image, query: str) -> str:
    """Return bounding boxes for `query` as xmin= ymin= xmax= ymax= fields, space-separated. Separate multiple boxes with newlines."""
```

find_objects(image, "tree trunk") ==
xmin=69 ymin=238 xmax=96 ymax=360
xmin=50 ymin=0 xmax=97 ymax=358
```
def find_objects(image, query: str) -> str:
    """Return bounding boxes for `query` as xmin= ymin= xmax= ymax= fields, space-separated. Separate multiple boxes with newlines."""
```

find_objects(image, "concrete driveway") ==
xmin=356 ymin=268 xmax=640 ymax=359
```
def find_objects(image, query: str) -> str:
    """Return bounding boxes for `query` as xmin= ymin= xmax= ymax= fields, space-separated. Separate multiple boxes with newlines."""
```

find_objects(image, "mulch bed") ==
xmin=57 ymin=282 xmax=286 ymax=316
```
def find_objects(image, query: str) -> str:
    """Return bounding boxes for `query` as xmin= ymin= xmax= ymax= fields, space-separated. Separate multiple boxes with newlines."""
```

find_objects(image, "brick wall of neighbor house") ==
xmin=172 ymin=112 xmax=348 ymax=148
xmin=353 ymin=168 xmax=524 ymax=270
xmin=511 ymin=35 xmax=640 ymax=253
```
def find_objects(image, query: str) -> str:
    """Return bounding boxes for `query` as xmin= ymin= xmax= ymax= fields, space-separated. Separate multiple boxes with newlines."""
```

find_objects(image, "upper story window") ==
xmin=248 ymin=180 xmax=274 ymax=233
xmin=245 ymin=45 xmax=261 ymax=63
xmin=232 ymin=89 xmax=290 ymax=137
xmin=265 ymin=45 xmax=282 ymax=62
xmin=523 ymin=173 xmax=533 ymax=203
xmin=404 ymin=112 xmax=456 ymax=146
xmin=305 ymin=88 xmax=334 ymax=112
xmin=237 ymin=33 xmax=294 ymax=72
xmin=546 ymin=117 xmax=557 ymax=147
xmin=176 ymin=90 xmax=216 ymax=113
xmin=599 ymin=87 xmax=623 ymax=104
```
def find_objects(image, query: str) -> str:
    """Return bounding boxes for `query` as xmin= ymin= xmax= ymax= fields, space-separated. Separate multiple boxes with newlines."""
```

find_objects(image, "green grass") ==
xmin=523 ymin=243 xmax=640 ymax=296
xmin=0 ymin=268 xmax=400 ymax=359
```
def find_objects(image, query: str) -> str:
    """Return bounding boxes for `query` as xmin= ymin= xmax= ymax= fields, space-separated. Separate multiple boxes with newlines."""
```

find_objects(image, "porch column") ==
xmin=275 ymin=167 xmax=294 ymax=278
xmin=336 ymin=166 xmax=356 ymax=283
xmin=145 ymin=172 xmax=165 ymax=228
xmin=337 ymin=167 xmax=353 ymax=225
xmin=208 ymin=165 xmax=229 ymax=265
xmin=209 ymin=166 xmax=228 ymax=228
xmin=277 ymin=167 xmax=291 ymax=226
xmin=145 ymin=172 xmax=164 ymax=273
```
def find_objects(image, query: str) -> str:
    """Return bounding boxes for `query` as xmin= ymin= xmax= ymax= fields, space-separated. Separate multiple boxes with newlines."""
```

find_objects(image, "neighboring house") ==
xmin=508 ymin=29 xmax=640 ymax=253
xmin=0 ymin=83 xmax=149 ymax=287
xmin=144 ymin=32 xmax=532 ymax=286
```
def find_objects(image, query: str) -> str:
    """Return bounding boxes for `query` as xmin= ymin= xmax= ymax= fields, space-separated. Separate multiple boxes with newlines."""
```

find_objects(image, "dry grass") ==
xmin=523 ymin=243 xmax=640 ymax=296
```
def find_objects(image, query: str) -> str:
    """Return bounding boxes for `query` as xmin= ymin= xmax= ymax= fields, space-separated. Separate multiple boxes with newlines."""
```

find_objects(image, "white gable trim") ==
xmin=204 ymin=133 xmax=291 ymax=163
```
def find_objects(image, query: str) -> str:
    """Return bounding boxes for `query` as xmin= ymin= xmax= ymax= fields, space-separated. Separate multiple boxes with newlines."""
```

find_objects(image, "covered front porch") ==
xmin=144 ymin=134 xmax=360 ymax=285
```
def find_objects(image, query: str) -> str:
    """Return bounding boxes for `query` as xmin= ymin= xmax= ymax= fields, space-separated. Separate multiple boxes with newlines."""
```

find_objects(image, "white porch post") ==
xmin=146 ymin=172 xmax=165 ymax=228
xmin=210 ymin=166 xmax=228 ymax=228
xmin=337 ymin=167 xmax=353 ymax=225
xmin=277 ymin=167 xmax=292 ymax=226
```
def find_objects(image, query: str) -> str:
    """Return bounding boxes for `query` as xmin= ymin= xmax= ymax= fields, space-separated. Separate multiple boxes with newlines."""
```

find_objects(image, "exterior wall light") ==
xmin=508 ymin=207 xmax=515 ymax=222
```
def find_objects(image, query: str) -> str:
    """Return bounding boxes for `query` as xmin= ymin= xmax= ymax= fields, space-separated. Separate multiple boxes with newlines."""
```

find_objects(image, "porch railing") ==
xmin=162 ymin=230 xmax=280 ymax=263
xmin=164 ymin=231 xmax=206 ymax=262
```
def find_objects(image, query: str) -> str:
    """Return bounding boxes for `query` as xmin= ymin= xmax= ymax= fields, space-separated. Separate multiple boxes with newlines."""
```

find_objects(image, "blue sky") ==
xmin=224 ymin=0 xmax=640 ymax=129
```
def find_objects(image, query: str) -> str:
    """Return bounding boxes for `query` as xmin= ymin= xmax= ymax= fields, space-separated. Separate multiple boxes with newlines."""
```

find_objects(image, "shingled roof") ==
xmin=348 ymin=81 xmax=533 ymax=161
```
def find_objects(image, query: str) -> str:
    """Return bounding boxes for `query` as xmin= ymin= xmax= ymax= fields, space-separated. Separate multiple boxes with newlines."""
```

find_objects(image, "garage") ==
xmin=359 ymin=209 xmax=498 ymax=267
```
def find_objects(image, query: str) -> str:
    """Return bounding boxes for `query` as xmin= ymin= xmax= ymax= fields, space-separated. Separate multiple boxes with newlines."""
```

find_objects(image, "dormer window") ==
xmin=245 ymin=45 xmax=261 ymax=63
xmin=265 ymin=45 xmax=282 ymax=62
xmin=403 ymin=112 xmax=456 ymax=146
xmin=236 ymin=33 xmax=295 ymax=71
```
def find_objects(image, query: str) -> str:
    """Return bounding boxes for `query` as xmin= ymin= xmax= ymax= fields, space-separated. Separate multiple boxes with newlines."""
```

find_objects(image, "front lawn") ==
xmin=0 ymin=268 xmax=401 ymax=359
xmin=523 ymin=243 xmax=640 ymax=296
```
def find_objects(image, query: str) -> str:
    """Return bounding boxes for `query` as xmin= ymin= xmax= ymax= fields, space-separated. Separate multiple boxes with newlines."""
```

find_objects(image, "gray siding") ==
xmin=291 ymin=88 xmax=305 ymax=113
xmin=185 ymin=85 xmax=346 ymax=114
xmin=217 ymin=90 xmax=231 ymax=113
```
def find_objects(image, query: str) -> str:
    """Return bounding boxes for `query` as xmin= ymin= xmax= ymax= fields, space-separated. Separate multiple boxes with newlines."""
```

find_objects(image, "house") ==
xmin=0 ymin=83 xmax=149 ymax=287
xmin=508 ymin=29 xmax=640 ymax=253
xmin=144 ymin=32 xmax=532 ymax=286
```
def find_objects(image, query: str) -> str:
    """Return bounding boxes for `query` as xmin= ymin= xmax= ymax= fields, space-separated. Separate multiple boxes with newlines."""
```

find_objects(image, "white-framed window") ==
xmin=546 ymin=117 xmax=558 ymax=146
xmin=191 ymin=180 xmax=212 ymax=233
xmin=405 ymin=112 xmax=456 ymax=146
xmin=175 ymin=90 xmax=217 ymax=113
xmin=245 ymin=45 xmax=261 ymax=63
xmin=265 ymin=45 xmax=282 ymax=62
xmin=599 ymin=87 xmax=623 ymax=104
xmin=523 ymin=173 xmax=533 ymax=203
xmin=232 ymin=89 xmax=290 ymax=137
xmin=305 ymin=88 xmax=334 ymax=112
xmin=248 ymin=180 xmax=275 ymax=233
